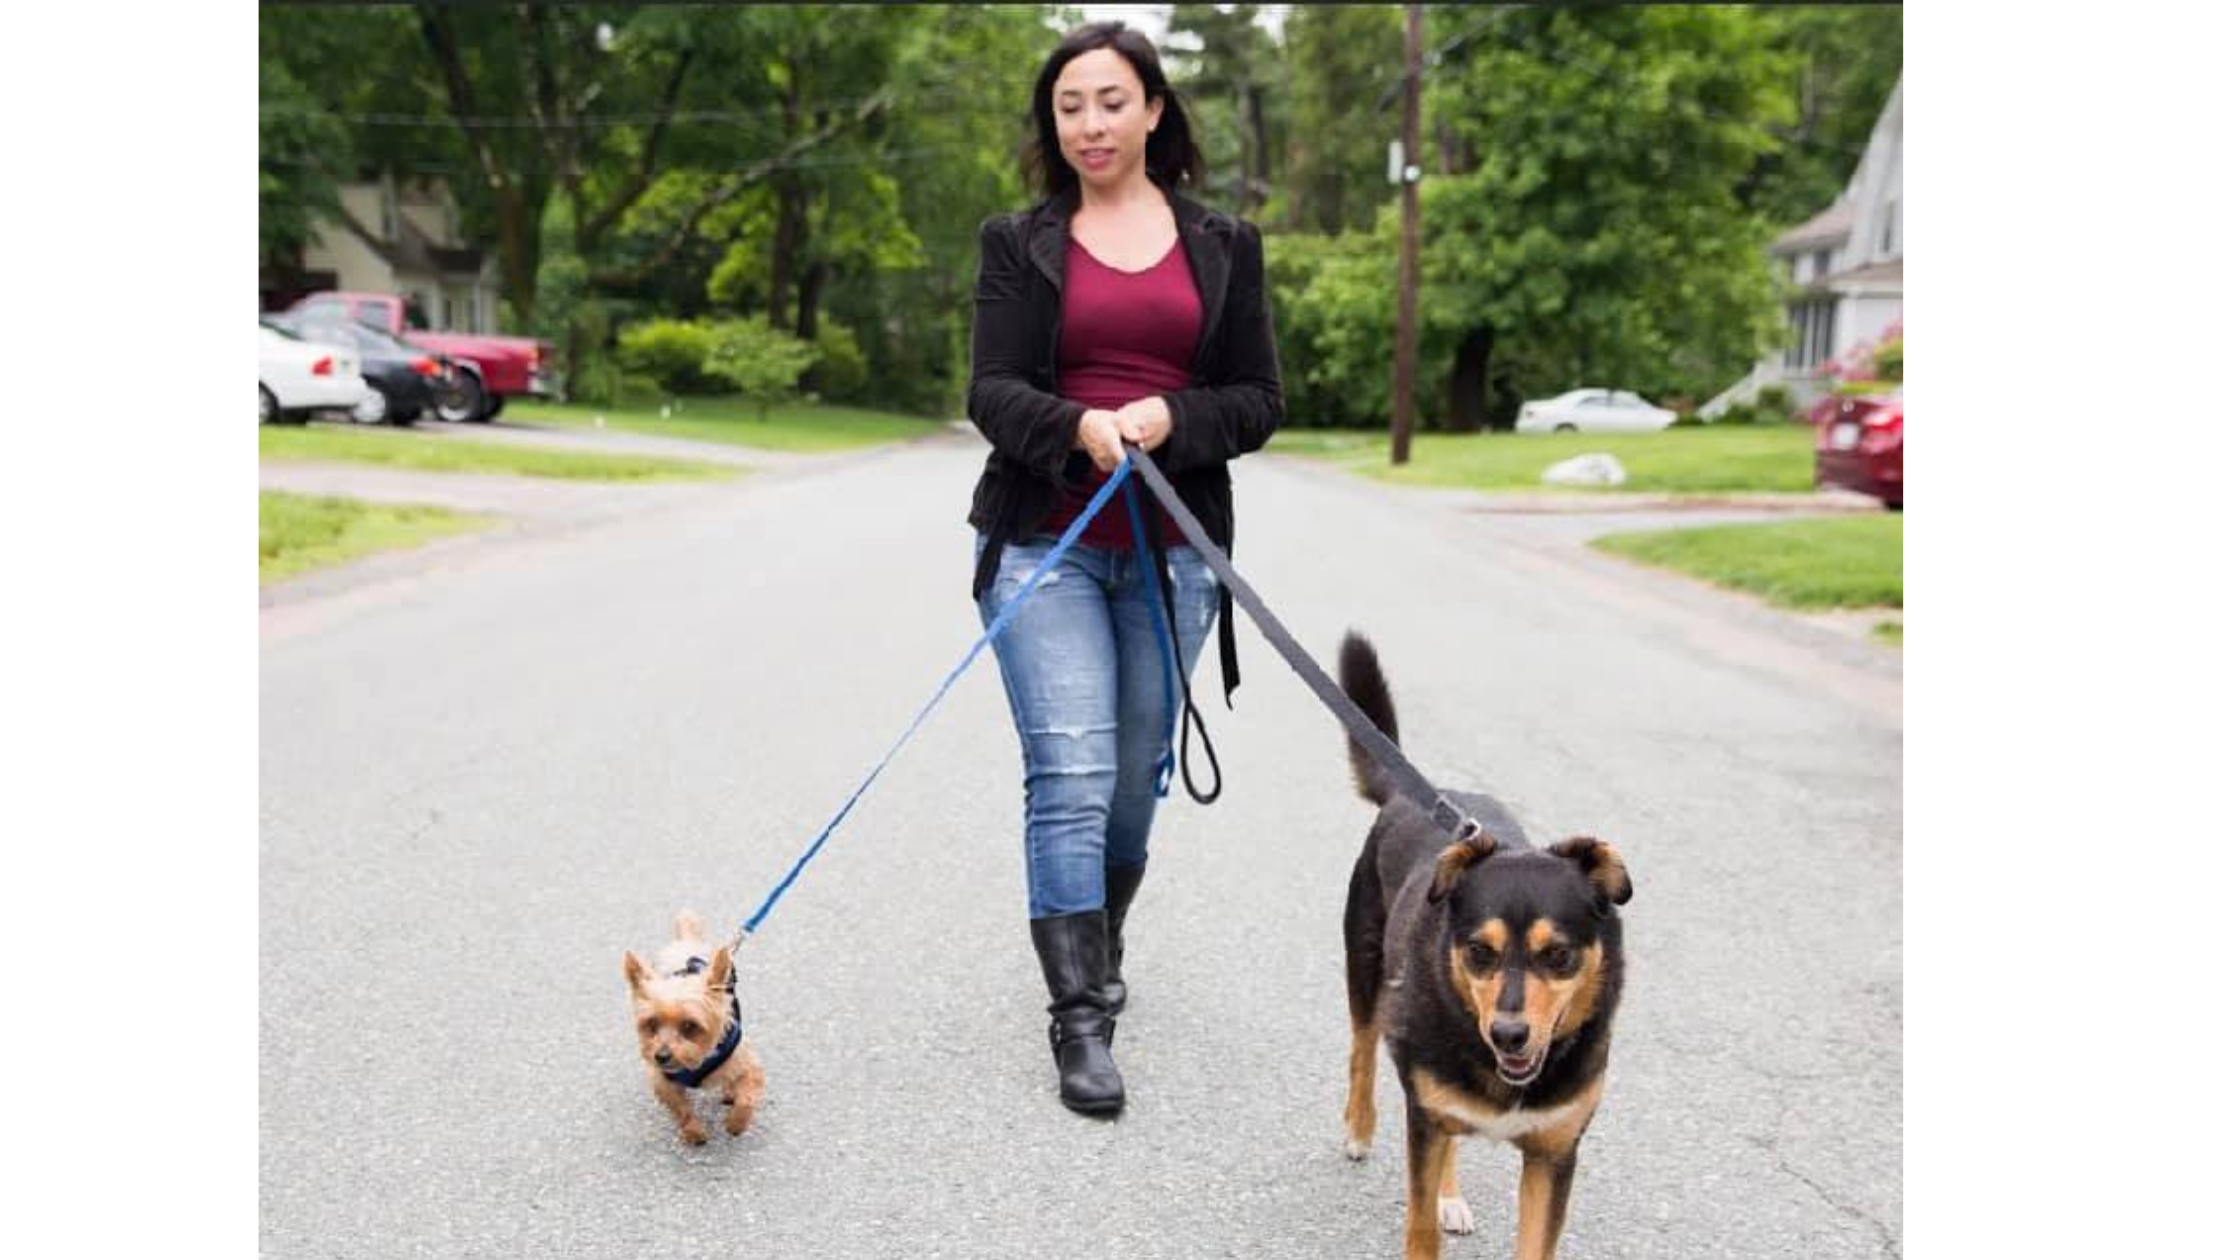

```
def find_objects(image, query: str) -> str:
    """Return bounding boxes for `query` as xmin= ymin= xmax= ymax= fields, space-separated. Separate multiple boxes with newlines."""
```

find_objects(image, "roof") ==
xmin=1773 ymin=200 xmax=1855 ymax=252
xmin=1821 ymin=258 xmax=1902 ymax=291
xmin=393 ymin=215 xmax=484 ymax=280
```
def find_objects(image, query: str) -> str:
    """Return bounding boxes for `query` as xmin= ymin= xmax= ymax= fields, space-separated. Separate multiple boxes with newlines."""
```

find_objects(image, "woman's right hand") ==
xmin=1075 ymin=408 xmax=1128 ymax=473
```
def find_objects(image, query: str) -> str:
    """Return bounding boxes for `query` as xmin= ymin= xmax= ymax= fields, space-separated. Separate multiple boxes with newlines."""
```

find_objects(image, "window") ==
xmin=1814 ymin=248 xmax=1832 ymax=278
xmin=1785 ymin=300 xmax=1838 ymax=369
xmin=1880 ymin=200 xmax=1900 ymax=255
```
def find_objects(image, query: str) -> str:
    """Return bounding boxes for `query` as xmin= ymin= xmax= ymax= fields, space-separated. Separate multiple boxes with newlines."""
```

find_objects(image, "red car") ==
xmin=285 ymin=291 xmax=554 ymax=423
xmin=1812 ymin=390 xmax=1902 ymax=510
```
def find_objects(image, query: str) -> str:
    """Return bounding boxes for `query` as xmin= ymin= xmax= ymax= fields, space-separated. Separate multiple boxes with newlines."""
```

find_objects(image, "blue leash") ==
xmin=731 ymin=453 xmax=1181 ymax=948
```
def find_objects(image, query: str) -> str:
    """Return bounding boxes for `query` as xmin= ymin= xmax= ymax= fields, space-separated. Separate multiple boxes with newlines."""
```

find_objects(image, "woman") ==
xmin=966 ymin=21 xmax=1283 ymax=1115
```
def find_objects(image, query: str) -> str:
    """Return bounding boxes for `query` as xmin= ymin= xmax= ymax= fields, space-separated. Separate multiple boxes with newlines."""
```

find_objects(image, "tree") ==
xmin=258 ymin=51 xmax=350 ymax=273
xmin=260 ymin=4 xmax=900 ymax=330
xmin=1164 ymin=5 xmax=1283 ymax=218
xmin=1739 ymin=4 xmax=1903 ymax=226
xmin=257 ymin=5 xmax=1102 ymax=415
xmin=823 ymin=3 xmax=1058 ymax=413
xmin=1419 ymin=5 xmax=1794 ymax=428
xmin=1278 ymin=4 xmax=1399 ymax=234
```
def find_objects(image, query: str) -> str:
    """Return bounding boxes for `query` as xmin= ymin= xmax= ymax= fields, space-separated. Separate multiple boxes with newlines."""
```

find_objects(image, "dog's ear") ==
xmin=1428 ymin=831 xmax=1500 ymax=903
xmin=622 ymin=950 xmax=651 ymax=996
xmin=1548 ymin=836 xmax=1632 ymax=915
xmin=704 ymin=946 xmax=734 ymax=994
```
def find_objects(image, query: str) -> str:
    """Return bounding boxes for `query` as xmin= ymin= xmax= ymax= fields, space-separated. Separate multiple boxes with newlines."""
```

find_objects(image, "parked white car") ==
xmin=260 ymin=324 xmax=368 ymax=425
xmin=1515 ymin=388 xmax=1677 ymax=434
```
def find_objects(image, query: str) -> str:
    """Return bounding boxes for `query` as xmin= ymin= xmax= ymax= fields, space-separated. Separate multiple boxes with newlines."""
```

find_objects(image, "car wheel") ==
xmin=433 ymin=370 xmax=486 ymax=424
xmin=479 ymin=393 xmax=507 ymax=422
xmin=260 ymin=386 xmax=278 ymax=426
xmin=351 ymin=388 xmax=389 ymax=425
xmin=1554 ymin=423 xmax=1578 ymax=434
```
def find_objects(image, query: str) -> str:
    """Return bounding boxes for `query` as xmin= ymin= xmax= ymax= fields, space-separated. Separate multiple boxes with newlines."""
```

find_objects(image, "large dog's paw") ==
xmin=1438 ymin=1194 xmax=1476 ymax=1235
xmin=1343 ymin=1135 xmax=1370 ymax=1161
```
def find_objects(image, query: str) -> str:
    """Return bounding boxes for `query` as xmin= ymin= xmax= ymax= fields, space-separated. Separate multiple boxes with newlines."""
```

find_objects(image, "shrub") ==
xmin=701 ymin=320 xmax=820 ymax=416
xmin=808 ymin=320 xmax=871 ymax=403
xmin=616 ymin=319 xmax=725 ymax=395
xmin=1873 ymin=336 xmax=1903 ymax=383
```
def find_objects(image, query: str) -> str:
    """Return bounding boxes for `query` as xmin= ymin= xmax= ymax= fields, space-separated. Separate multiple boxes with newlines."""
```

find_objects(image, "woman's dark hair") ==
xmin=1021 ymin=21 xmax=1204 ymax=200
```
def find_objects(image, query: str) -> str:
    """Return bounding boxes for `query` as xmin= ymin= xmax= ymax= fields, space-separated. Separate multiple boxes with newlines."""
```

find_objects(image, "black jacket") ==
xmin=966 ymin=184 xmax=1284 ymax=701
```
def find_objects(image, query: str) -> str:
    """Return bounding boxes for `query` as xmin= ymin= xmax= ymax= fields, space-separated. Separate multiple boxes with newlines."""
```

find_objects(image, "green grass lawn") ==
xmin=259 ymin=424 xmax=739 ymax=481
xmin=260 ymin=491 xmax=496 ymax=585
xmin=1591 ymin=514 xmax=1903 ymax=610
xmin=505 ymin=397 xmax=943 ymax=453
xmin=1271 ymin=424 xmax=1815 ymax=494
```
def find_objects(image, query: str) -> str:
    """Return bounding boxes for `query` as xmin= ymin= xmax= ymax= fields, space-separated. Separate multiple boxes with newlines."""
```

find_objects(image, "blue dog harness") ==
xmin=660 ymin=955 xmax=743 ymax=1089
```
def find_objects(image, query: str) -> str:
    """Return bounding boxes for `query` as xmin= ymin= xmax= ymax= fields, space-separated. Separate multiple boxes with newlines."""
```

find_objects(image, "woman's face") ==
xmin=1050 ymin=48 xmax=1164 ymax=191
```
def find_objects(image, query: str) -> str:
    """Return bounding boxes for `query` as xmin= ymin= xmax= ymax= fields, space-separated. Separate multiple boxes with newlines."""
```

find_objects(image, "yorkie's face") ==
xmin=623 ymin=948 xmax=731 ymax=1074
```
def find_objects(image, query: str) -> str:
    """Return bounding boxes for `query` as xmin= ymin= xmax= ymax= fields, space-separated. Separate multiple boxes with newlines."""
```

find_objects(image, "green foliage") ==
xmin=1739 ymin=5 xmax=1904 ymax=226
xmin=616 ymin=319 xmax=724 ymax=395
xmin=808 ymin=320 xmax=871 ymax=403
xmin=1278 ymin=4 xmax=1400 ymax=234
xmin=1593 ymin=514 xmax=1903 ymax=610
xmin=1873 ymin=336 xmax=1903 ymax=383
xmin=703 ymin=323 xmax=819 ymax=402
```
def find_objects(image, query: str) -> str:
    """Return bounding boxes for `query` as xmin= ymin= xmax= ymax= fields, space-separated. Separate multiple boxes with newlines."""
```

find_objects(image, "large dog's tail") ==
xmin=1339 ymin=631 xmax=1400 ymax=806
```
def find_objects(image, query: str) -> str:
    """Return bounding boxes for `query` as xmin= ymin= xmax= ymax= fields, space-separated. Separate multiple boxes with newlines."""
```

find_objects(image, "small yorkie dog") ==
xmin=623 ymin=911 xmax=765 ymax=1145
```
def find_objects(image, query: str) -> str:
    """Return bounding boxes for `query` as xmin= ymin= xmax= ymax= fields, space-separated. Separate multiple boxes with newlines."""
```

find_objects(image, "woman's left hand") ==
xmin=1115 ymin=396 xmax=1173 ymax=453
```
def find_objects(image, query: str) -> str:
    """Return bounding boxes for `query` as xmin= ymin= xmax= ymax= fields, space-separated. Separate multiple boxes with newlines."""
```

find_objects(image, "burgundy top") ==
xmin=1039 ymin=236 xmax=1202 ymax=549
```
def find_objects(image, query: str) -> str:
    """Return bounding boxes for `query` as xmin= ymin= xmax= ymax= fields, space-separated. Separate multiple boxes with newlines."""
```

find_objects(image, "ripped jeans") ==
xmin=976 ymin=532 xmax=1222 ymax=919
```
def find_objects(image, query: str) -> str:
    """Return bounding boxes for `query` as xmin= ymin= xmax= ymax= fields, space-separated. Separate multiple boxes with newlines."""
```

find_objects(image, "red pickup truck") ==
xmin=285 ymin=291 xmax=555 ymax=422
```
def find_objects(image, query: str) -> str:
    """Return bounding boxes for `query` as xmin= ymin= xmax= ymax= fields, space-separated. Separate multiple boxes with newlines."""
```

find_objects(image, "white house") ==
xmin=262 ymin=175 xmax=502 ymax=333
xmin=1704 ymin=76 xmax=1901 ymax=416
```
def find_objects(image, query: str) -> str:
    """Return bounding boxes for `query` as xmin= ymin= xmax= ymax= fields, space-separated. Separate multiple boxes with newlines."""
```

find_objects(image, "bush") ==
xmin=1263 ymin=231 xmax=1414 ymax=427
xmin=808 ymin=320 xmax=871 ymax=403
xmin=1873 ymin=336 xmax=1903 ymax=383
xmin=1708 ymin=382 xmax=1804 ymax=425
xmin=616 ymin=319 xmax=725 ymax=395
xmin=701 ymin=320 xmax=820 ymax=416
xmin=1834 ymin=378 xmax=1896 ymax=398
xmin=606 ymin=372 xmax=664 ymax=408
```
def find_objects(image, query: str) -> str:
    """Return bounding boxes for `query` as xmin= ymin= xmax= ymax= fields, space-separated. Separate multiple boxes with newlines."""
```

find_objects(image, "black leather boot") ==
xmin=1028 ymin=911 xmax=1125 ymax=1115
xmin=1102 ymin=863 xmax=1148 ymax=1017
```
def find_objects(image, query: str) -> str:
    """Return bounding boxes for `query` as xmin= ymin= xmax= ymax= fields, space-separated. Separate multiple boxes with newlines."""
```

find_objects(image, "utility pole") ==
xmin=1390 ymin=3 xmax=1424 ymax=466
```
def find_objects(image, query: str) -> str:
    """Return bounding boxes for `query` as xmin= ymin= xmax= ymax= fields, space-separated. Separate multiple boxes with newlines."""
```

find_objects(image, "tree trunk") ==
xmin=1489 ymin=363 xmax=1523 ymax=432
xmin=562 ymin=323 xmax=584 ymax=402
xmin=794 ymin=259 xmax=826 ymax=391
xmin=795 ymin=259 xmax=825 ymax=343
xmin=766 ymin=178 xmax=802 ymax=330
xmin=766 ymin=68 xmax=805 ymax=329
xmin=1244 ymin=84 xmax=1270 ymax=217
xmin=496 ymin=194 xmax=538 ymax=330
xmin=1447 ymin=325 xmax=1492 ymax=432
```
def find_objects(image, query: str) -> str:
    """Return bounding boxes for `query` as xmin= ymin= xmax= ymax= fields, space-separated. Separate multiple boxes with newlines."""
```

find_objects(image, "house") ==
xmin=259 ymin=175 xmax=501 ymax=333
xmin=1703 ymin=77 xmax=1902 ymax=417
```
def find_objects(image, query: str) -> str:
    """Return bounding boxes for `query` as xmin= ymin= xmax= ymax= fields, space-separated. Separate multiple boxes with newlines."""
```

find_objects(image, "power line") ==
xmin=258 ymin=96 xmax=1018 ymax=130
xmin=261 ymin=140 xmax=985 ymax=178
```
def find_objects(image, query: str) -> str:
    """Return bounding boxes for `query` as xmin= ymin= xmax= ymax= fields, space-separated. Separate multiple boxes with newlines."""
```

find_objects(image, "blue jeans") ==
xmin=976 ymin=531 xmax=1221 ymax=919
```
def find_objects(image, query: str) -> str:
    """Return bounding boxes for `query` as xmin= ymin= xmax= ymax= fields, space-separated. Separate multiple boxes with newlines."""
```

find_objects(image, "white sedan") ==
xmin=260 ymin=324 xmax=368 ymax=425
xmin=1515 ymin=388 xmax=1677 ymax=434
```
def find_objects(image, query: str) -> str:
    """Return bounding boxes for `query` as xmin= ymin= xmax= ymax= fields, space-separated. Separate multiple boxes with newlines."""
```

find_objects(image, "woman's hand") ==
xmin=1075 ymin=407 xmax=1129 ymax=473
xmin=1115 ymin=396 xmax=1173 ymax=453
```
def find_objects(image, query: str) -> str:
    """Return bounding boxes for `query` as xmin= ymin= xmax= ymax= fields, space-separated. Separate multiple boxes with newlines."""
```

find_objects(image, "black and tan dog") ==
xmin=1337 ymin=633 xmax=1632 ymax=1260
